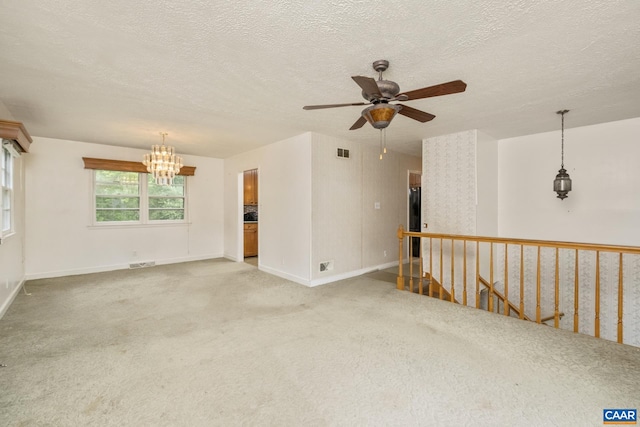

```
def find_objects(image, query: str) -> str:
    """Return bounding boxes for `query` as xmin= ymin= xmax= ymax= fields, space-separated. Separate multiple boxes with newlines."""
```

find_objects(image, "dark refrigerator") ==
xmin=409 ymin=187 xmax=421 ymax=256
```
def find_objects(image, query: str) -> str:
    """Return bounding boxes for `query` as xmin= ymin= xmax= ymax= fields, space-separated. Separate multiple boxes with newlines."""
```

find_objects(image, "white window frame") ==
xmin=91 ymin=170 xmax=188 ymax=226
xmin=1 ymin=143 xmax=16 ymax=239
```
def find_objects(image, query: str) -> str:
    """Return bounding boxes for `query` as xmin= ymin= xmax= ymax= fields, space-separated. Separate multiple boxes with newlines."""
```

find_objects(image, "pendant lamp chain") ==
xmin=560 ymin=110 xmax=565 ymax=168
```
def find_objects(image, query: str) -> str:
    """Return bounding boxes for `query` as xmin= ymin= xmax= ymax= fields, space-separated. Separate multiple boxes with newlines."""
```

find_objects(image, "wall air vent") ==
xmin=319 ymin=260 xmax=334 ymax=272
xmin=336 ymin=148 xmax=350 ymax=159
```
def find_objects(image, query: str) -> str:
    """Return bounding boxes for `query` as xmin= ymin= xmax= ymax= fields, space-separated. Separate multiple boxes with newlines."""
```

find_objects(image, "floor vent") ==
xmin=129 ymin=261 xmax=156 ymax=269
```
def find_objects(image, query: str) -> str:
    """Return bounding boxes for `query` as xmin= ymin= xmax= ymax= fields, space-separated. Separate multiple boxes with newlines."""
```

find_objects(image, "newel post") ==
xmin=397 ymin=225 xmax=405 ymax=290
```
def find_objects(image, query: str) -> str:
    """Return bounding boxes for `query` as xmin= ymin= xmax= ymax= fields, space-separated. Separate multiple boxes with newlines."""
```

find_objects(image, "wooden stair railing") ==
xmin=478 ymin=276 xmax=532 ymax=321
xmin=395 ymin=225 xmax=640 ymax=346
xmin=404 ymin=272 xmax=459 ymax=303
xmin=477 ymin=276 xmax=565 ymax=323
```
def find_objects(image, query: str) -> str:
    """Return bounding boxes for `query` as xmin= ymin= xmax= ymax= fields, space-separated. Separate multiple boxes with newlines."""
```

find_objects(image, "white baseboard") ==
xmin=154 ymin=253 xmax=223 ymax=267
xmin=257 ymin=264 xmax=312 ymax=287
xmin=224 ymin=253 xmax=240 ymax=262
xmin=256 ymin=259 xmax=408 ymax=288
xmin=310 ymin=266 xmax=379 ymax=287
xmin=0 ymin=276 xmax=26 ymax=319
xmin=25 ymin=253 xmax=224 ymax=280
xmin=309 ymin=259 xmax=407 ymax=287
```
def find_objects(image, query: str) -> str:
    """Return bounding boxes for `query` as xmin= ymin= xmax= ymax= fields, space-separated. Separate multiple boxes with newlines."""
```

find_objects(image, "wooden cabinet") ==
xmin=243 ymin=169 xmax=258 ymax=205
xmin=244 ymin=223 xmax=258 ymax=257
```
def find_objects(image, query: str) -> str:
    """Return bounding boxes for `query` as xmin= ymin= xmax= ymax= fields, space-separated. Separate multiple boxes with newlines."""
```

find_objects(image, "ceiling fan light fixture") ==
xmin=302 ymin=60 xmax=466 ymax=131
xmin=362 ymin=104 xmax=401 ymax=129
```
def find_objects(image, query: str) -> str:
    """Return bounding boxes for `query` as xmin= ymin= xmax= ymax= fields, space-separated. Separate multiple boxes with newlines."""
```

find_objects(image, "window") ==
xmin=93 ymin=170 xmax=186 ymax=224
xmin=147 ymin=175 xmax=185 ymax=221
xmin=1 ymin=145 xmax=14 ymax=235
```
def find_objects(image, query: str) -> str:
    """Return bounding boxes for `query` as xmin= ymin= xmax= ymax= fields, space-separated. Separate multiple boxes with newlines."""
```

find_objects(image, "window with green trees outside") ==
xmin=94 ymin=170 xmax=186 ymax=223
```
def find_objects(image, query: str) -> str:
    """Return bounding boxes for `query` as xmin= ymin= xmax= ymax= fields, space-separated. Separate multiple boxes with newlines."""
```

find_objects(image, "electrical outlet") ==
xmin=384 ymin=250 xmax=387 ymax=257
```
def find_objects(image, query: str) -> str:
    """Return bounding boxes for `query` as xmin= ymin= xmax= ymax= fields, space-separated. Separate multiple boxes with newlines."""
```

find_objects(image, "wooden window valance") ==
xmin=0 ymin=120 xmax=32 ymax=153
xmin=82 ymin=157 xmax=196 ymax=176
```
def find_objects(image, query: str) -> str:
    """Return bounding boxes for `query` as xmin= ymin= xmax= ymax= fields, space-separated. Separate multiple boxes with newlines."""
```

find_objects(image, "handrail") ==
xmin=478 ymin=276 xmax=532 ymax=321
xmin=399 ymin=230 xmax=640 ymax=255
xmin=425 ymin=273 xmax=458 ymax=303
xmin=396 ymin=225 xmax=639 ymax=346
xmin=478 ymin=276 xmax=564 ymax=323
xmin=540 ymin=313 xmax=565 ymax=323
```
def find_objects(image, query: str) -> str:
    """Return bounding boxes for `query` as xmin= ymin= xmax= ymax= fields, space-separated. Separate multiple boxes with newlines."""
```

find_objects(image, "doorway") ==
xmin=408 ymin=171 xmax=422 ymax=258
xmin=242 ymin=168 xmax=259 ymax=265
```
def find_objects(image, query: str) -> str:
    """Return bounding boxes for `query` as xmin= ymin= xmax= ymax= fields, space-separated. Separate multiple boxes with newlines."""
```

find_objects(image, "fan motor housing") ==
xmin=362 ymin=79 xmax=400 ymax=101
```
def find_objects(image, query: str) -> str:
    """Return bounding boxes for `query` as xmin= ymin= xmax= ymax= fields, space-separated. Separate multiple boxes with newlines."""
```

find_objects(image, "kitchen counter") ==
xmin=244 ymin=221 xmax=258 ymax=224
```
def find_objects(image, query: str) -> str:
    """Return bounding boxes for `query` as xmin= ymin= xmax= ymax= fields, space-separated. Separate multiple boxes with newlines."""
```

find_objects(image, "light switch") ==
xmin=374 ymin=202 xmax=380 ymax=209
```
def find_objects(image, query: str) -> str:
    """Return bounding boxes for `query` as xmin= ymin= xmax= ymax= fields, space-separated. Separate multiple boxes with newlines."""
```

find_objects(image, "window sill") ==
xmin=0 ymin=231 xmax=16 ymax=245
xmin=88 ymin=222 xmax=192 ymax=230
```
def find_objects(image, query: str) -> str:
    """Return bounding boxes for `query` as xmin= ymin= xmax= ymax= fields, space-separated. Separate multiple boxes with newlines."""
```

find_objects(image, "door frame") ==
xmin=238 ymin=168 xmax=260 ymax=262
xmin=406 ymin=169 xmax=422 ymax=261
xmin=407 ymin=169 xmax=422 ymax=231
xmin=236 ymin=171 xmax=244 ymax=262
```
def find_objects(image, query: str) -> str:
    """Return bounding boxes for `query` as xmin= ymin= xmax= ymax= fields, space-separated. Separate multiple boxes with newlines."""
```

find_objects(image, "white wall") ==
xmin=423 ymin=130 xmax=478 ymax=235
xmin=311 ymin=133 xmax=421 ymax=284
xmin=0 ymin=154 xmax=26 ymax=318
xmin=0 ymin=102 xmax=26 ymax=318
xmin=476 ymin=131 xmax=498 ymax=237
xmin=498 ymin=117 xmax=640 ymax=245
xmin=498 ymin=117 xmax=640 ymax=346
xmin=25 ymin=137 xmax=224 ymax=278
xmin=421 ymin=130 xmax=500 ymax=306
xmin=224 ymin=133 xmax=313 ymax=284
xmin=0 ymin=101 xmax=14 ymax=120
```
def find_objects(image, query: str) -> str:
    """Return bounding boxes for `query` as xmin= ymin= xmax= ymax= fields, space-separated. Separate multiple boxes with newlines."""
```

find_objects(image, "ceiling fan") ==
xmin=303 ymin=60 xmax=467 ymax=130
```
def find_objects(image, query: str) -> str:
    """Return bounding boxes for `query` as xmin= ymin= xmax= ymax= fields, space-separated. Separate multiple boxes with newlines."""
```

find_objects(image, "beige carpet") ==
xmin=1 ymin=259 xmax=639 ymax=426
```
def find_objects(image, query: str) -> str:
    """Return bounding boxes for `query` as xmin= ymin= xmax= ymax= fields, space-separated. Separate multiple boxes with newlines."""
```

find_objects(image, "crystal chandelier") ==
xmin=143 ymin=132 xmax=183 ymax=185
xmin=553 ymin=110 xmax=572 ymax=200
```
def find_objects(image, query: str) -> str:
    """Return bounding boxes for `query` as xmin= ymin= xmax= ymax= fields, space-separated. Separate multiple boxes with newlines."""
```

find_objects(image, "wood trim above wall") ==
xmin=82 ymin=157 xmax=196 ymax=176
xmin=0 ymin=120 xmax=33 ymax=153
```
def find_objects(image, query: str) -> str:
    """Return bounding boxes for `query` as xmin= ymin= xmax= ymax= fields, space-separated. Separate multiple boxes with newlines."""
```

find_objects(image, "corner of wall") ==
xmin=0 ymin=276 xmax=25 ymax=319
xmin=476 ymin=131 xmax=499 ymax=237
xmin=0 ymin=100 xmax=16 ymax=120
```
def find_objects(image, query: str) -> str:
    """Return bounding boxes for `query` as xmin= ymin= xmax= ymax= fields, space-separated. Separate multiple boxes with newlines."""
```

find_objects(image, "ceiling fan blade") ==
xmin=397 ymin=104 xmax=436 ymax=123
xmin=349 ymin=116 xmax=367 ymax=130
xmin=399 ymin=80 xmax=467 ymax=101
xmin=352 ymin=76 xmax=382 ymax=98
xmin=303 ymin=102 xmax=367 ymax=110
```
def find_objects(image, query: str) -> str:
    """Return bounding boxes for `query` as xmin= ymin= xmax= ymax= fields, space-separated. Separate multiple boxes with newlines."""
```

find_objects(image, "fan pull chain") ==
xmin=383 ymin=128 xmax=387 ymax=154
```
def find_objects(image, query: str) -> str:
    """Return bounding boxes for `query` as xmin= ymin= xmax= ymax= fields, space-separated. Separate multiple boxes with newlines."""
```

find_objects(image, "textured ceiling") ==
xmin=1 ymin=1 xmax=639 ymax=158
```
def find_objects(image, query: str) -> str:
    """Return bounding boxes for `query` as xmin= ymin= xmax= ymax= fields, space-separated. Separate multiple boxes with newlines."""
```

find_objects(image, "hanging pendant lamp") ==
xmin=553 ymin=110 xmax=572 ymax=200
